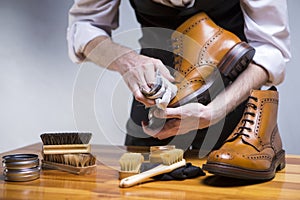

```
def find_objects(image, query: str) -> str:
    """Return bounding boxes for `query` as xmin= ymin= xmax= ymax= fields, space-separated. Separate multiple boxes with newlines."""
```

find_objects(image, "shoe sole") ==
xmin=219 ymin=41 xmax=255 ymax=81
xmin=202 ymin=150 xmax=286 ymax=180
xmin=170 ymin=41 xmax=255 ymax=107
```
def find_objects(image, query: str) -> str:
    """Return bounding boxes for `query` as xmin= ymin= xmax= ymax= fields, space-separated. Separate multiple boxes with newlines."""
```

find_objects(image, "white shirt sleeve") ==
xmin=240 ymin=0 xmax=291 ymax=85
xmin=67 ymin=0 xmax=121 ymax=63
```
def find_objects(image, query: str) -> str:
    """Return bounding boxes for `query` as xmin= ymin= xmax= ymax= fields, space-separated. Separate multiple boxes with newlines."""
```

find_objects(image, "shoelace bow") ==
xmin=234 ymin=96 xmax=258 ymax=138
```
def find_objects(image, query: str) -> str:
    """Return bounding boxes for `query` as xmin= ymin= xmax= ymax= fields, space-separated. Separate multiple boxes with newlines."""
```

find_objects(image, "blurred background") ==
xmin=0 ymin=0 xmax=299 ymax=155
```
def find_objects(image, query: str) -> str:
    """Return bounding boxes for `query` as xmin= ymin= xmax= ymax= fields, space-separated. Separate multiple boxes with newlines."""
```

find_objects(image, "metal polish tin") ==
xmin=2 ymin=154 xmax=40 ymax=182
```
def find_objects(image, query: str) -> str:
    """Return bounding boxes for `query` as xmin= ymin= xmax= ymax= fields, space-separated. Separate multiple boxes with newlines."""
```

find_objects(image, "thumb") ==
xmin=154 ymin=107 xmax=182 ymax=119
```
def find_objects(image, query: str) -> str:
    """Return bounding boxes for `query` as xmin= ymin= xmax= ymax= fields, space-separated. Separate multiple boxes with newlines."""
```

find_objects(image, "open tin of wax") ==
xmin=149 ymin=145 xmax=176 ymax=163
xmin=2 ymin=154 xmax=40 ymax=182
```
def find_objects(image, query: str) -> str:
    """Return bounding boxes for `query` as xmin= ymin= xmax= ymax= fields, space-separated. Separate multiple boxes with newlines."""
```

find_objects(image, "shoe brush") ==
xmin=119 ymin=148 xmax=186 ymax=188
xmin=118 ymin=152 xmax=144 ymax=180
xmin=118 ymin=145 xmax=175 ymax=179
xmin=40 ymin=132 xmax=97 ymax=175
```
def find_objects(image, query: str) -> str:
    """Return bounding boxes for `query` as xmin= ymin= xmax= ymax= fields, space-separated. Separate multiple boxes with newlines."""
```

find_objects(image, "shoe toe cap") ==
xmin=208 ymin=150 xmax=234 ymax=162
xmin=207 ymin=149 xmax=274 ymax=170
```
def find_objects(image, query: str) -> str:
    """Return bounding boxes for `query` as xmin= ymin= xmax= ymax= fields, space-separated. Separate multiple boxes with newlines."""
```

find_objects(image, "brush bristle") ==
xmin=43 ymin=153 xmax=96 ymax=167
xmin=119 ymin=153 xmax=144 ymax=172
xmin=160 ymin=149 xmax=184 ymax=165
xmin=40 ymin=132 xmax=92 ymax=145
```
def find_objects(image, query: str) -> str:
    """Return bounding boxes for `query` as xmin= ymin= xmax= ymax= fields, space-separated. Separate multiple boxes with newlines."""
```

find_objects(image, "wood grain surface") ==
xmin=1 ymin=143 xmax=299 ymax=200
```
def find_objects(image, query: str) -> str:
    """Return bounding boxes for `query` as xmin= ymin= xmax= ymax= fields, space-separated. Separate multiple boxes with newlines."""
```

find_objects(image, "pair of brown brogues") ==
xmin=166 ymin=12 xmax=285 ymax=180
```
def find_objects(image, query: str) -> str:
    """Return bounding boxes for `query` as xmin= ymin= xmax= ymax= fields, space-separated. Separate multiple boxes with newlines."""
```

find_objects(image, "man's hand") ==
xmin=142 ymin=103 xmax=216 ymax=140
xmin=84 ymin=36 xmax=174 ymax=107
xmin=114 ymin=51 xmax=174 ymax=107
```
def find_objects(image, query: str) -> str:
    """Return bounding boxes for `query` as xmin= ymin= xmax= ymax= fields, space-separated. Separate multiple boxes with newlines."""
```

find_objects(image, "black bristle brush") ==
xmin=40 ymin=132 xmax=97 ymax=175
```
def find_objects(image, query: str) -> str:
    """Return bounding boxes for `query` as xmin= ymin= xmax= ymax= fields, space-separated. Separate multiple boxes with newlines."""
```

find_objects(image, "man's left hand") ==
xmin=142 ymin=103 xmax=213 ymax=140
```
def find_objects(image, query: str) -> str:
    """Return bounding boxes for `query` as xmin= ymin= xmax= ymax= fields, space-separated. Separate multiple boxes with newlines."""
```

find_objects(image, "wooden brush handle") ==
xmin=43 ymin=144 xmax=91 ymax=154
xmin=119 ymin=159 xmax=186 ymax=188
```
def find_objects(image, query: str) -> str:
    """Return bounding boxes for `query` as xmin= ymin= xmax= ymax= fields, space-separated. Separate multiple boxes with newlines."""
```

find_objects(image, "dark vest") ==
xmin=128 ymin=0 xmax=246 ymax=126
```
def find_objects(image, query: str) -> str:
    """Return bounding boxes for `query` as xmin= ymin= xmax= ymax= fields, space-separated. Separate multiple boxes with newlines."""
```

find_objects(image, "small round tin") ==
xmin=2 ymin=154 xmax=40 ymax=182
xmin=3 ymin=167 xmax=40 ymax=182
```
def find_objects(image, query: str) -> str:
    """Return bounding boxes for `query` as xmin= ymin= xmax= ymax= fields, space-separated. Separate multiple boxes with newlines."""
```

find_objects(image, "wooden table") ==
xmin=0 ymin=143 xmax=299 ymax=200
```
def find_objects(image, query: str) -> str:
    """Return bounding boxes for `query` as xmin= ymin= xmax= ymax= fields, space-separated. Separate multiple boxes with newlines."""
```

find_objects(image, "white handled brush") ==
xmin=119 ymin=152 xmax=144 ymax=180
xmin=119 ymin=149 xmax=186 ymax=188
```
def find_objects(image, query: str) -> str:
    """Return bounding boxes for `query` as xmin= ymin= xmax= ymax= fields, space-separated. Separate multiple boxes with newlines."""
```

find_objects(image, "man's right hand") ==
xmin=84 ymin=36 xmax=174 ymax=107
xmin=114 ymin=51 xmax=174 ymax=107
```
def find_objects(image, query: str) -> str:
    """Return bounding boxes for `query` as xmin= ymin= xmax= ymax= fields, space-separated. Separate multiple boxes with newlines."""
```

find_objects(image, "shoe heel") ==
xmin=218 ymin=42 xmax=255 ymax=81
xmin=276 ymin=150 xmax=286 ymax=171
xmin=276 ymin=162 xmax=286 ymax=171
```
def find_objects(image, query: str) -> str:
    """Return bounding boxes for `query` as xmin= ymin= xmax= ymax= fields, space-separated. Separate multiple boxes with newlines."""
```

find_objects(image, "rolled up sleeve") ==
xmin=240 ymin=0 xmax=291 ymax=85
xmin=67 ymin=0 xmax=120 ymax=63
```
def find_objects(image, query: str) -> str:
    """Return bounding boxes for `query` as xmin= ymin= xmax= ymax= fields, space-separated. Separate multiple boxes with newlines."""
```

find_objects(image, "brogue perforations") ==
xmin=198 ymin=28 xmax=223 ymax=66
xmin=178 ymin=78 xmax=205 ymax=91
xmin=172 ymin=17 xmax=213 ymax=74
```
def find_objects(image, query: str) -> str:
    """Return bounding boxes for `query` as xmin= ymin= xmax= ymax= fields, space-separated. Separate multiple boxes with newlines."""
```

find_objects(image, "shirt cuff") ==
xmin=67 ymin=22 xmax=109 ymax=63
xmin=251 ymin=43 xmax=286 ymax=86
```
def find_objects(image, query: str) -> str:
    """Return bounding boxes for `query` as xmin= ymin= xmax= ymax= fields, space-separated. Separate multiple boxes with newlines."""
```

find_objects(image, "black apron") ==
xmin=125 ymin=0 xmax=246 ymax=153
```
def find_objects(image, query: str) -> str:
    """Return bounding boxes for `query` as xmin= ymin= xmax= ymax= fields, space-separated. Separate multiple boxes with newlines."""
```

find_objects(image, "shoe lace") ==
xmin=234 ymin=96 xmax=258 ymax=138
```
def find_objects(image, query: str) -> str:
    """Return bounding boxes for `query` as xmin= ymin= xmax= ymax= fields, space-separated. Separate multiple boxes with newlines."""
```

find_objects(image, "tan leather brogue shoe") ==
xmin=169 ymin=12 xmax=255 ymax=107
xmin=202 ymin=87 xmax=285 ymax=180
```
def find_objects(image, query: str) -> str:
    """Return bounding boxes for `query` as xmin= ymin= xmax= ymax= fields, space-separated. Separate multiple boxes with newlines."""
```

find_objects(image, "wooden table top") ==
xmin=0 ymin=143 xmax=299 ymax=200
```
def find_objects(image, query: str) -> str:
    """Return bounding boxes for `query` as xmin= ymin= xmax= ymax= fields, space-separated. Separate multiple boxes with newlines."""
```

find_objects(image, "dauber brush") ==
xmin=119 ymin=148 xmax=186 ymax=188
xmin=118 ymin=152 xmax=144 ymax=180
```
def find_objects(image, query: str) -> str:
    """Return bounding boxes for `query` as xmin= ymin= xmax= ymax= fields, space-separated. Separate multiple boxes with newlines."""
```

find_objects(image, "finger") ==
xmin=141 ymin=121 xmax=162 ymax=137
xmin=142 ymin=119 xmax=177 ymax=140
xmin=153 ymin=59 xmax=175 ymax=82
xmin=123 ymin=70 xmax=146 ymax=93
xmin=169 ymin=0 xmax=185 ymax=7
xmin=155 ymin=88 xmax=171 ymax=110
xmin=153 ymin=107 xmax=182 ymax=119
xmin=134 ymin=90 xmax=156 ymax=107
xmin=125 ymin=77 xmax=155 ymax=107
xmin=142 ymin=65 xmax=165 ymax=99
xmin=155 ymin=119 xmax=181 ymax=140
xmin=182 ymin=0 xmax=192 ymax=5
xmin=143 ymin=63 xmax=156 ymax=87
xmin=137 ymin=68 xmax=151 ymax=92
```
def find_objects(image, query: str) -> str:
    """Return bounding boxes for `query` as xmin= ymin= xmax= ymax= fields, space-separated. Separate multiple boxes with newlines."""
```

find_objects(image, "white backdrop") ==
xmin=0 ymin=0 xmax=299 ymax=155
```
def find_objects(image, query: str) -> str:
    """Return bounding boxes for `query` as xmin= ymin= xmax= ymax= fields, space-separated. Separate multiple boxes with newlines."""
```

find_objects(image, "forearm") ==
xmin=208 ymin=62 xmax=269 ymax=124
xmin=83 ymin=36 xmax=138 ymax=75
